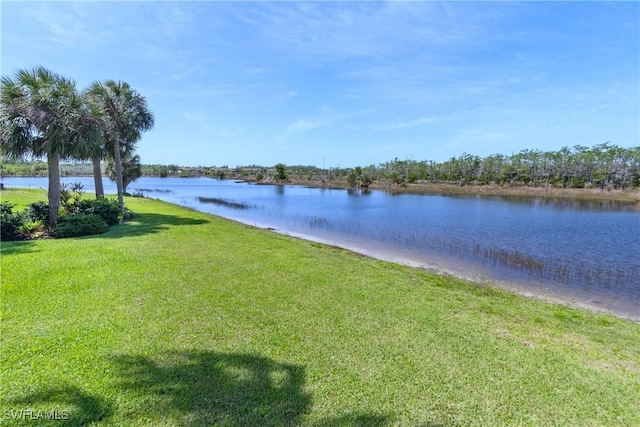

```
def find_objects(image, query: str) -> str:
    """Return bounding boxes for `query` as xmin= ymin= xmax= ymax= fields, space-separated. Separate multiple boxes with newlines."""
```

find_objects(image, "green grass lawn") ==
xmin=0 ymin=187 xmax=49 ymax=210
xmin=1 ymin=189 xmax=639 ymax=426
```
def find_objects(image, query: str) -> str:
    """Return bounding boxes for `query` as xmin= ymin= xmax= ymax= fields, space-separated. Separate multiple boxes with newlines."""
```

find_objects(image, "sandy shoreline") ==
xmin=247 ymin=180 xmax=639 ymax=322
xmin=271 ymin=228 xmax=640 ymax=324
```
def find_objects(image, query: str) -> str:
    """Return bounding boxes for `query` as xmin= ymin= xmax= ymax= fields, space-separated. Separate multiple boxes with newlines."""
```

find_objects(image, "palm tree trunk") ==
xmin=92 ymin=156 xmax=104 ymax=199
xmin=113 ymin=136 xmax=125 ymax=217
xmin=47 ymin=154 xmax=61 ymax=229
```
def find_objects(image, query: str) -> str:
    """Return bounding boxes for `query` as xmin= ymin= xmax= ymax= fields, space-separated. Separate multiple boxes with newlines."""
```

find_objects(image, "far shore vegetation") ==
xmin=2 ymin=142 xmax=640 ymax=204
xmin=2 ymin=188 xmax=639 ymax=426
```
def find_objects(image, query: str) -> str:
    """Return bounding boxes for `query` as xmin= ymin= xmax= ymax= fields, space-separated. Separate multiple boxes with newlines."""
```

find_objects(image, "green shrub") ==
xmin=77 ymin=198 xmax=120 ymax=226
xmin=274 ymin=163 xmax=288 ymax=182
xmin=0 ymin=202 xmax=25 ymax=241
xmin=26 ymin=201 xmax=49 ymax=223
xmin=19 ymin=220 xmax=46 ymax=239
xmin=60 ymin=182 xmax=86 ymax=214
xmin=361 ymin=174 xmax=372 ymax=188
xmin=53 ymin=214 xmax=109 ymax=238
xmin=122 ymin=208 xmax=135 ymax=222
xmin=347 ymin=171 xmax=357 ymax=187
xmin=1 ymin=201 xmax=13 ymax=216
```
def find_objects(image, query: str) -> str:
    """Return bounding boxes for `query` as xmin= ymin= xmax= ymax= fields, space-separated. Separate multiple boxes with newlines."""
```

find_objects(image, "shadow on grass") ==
xmin=0 ymin=240 xmax=38 ymax=255
xmin=113 ymin=350 xmax=311 ymax=426
xmin=3 ymin=385 xmax=113 ymax=426
xmin=312 ymin=414 xmax=443 ymax=426
xmin=312 ymin=414 xmax=391 ymax=426
xmin=100 ymin=213 xmax=210 ymax=239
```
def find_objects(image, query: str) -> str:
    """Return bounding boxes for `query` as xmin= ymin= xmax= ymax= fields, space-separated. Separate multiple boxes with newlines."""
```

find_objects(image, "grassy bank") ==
xmin=0 ymin=187 xmax=49 ymax=210
xmin=1 ymin=189 xmax=639 ymax=426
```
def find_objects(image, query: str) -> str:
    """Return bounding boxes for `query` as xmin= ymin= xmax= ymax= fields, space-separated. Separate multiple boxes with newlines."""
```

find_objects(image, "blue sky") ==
xmin=2 ymin=1 xmax=638 ymax=168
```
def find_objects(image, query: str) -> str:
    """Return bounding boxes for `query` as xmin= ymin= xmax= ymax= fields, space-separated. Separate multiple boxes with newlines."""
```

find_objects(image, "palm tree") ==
xmin=85 ymin=81 xmax=154 ymax=216
xmin=0 ymin=67 xmax=92 ymax=228
xmin=91 ymin=149 xmax=106 ymax=199
xmin=106 ymin=151 xmax=142 ymax=194
xmin=69 ymin=94 xmax=107 ymax=198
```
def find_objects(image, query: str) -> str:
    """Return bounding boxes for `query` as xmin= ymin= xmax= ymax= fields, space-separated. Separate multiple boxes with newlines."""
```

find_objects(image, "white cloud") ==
xmin=182 ymin=110 xmax=236 ymax=139
xmin=275 ymin=116 xmax=330 ymax=147
xmin=29 ymin=3 xmax=109 ymax=48
xmin=152 ymin=3 xmax=195 ymax=40
xmin=244 ymin=66 xmax=270 ymax=75
xmin=238 ymin=2 xmax=495 ymax=63
xmin=275 ymin=107 xmax=369 ymax=147
xmin=283 ymin=119 xmax=325 ymax=136
xmin=368 ymin=116 xmax=445 ymax=131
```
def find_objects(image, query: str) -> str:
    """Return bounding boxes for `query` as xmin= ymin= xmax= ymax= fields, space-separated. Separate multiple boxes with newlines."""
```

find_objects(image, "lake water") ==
xmin=3 ymin=176 xmax=639 ymax=320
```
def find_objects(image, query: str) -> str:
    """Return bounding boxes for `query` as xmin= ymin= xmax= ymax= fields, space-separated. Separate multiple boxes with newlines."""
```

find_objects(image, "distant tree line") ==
xmin=362 ymin=143 xmax=640 ymax=189
xmin=262 ymin=143 xmax=637 ymax=190
xmin=4 ymin=140 xmax=638 ymax=192
xmin=274 ymin=143 xmax=636 ymax=190
xmin=136 ymin=143 xmax=640 ymax=190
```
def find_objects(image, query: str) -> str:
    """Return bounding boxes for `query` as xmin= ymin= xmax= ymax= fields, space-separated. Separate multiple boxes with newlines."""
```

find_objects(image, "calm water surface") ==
xmin=4 ymin=176 xmax=639 ymax=319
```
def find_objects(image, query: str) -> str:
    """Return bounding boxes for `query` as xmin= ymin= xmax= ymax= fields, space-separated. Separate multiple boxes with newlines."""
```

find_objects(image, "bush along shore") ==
xmin=1 ymin=188 xmax=639 ymax=426
xmin=0 ymin=184 xmax=131 ymax=241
